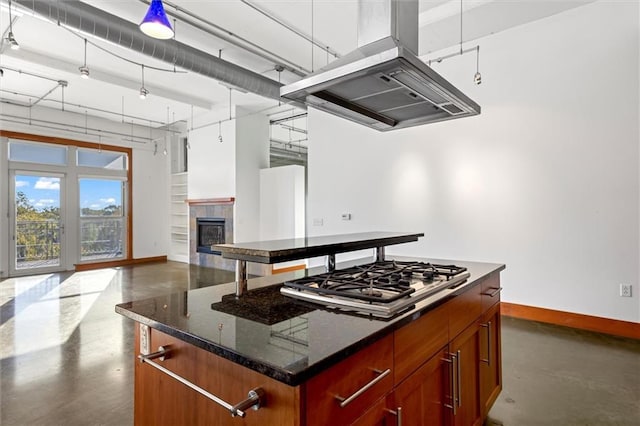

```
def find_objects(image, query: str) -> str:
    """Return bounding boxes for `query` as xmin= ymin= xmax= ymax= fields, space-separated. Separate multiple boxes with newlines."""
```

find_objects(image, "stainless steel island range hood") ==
xmin=280 ymin=0 xmax=480 ymax=131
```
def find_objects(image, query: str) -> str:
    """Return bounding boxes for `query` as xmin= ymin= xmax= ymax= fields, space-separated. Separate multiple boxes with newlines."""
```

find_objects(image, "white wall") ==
xmin=260 ymin=165 xmax=305 ymax=241
xmin=132 ymin=147 xmax=168 ymax=258
xmin=187 ymin=108 xmax=237 ymax=200
xmin=234 ymin=107 xmax=269 ymax=243
xmin=307 ymin=1 xmax=639 ymax=322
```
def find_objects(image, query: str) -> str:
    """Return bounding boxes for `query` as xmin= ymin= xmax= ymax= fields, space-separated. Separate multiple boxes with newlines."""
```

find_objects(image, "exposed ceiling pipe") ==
xmin=13 ymin=0 xmax=283 ymax=102
xmin=139 ymin=0 xmax=310 ymax=77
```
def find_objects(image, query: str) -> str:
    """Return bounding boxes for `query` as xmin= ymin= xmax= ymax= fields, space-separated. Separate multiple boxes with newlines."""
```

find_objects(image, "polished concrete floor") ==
xmin=1 ymin=261 xmax=639 ymax=425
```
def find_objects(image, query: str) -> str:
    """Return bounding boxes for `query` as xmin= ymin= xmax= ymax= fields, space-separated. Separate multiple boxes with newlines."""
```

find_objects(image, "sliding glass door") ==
xmin=7 ymin=139 xmax=130 ymax=275
xmin=11 ymin=172 xmax=66 ymax=274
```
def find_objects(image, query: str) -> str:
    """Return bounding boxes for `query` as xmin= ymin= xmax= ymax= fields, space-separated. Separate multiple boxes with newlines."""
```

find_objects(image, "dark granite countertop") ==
xmin=212 ymin=231 xmax=424 ymax=263
xmin=116 ymin=257 xmax=504 ymax=386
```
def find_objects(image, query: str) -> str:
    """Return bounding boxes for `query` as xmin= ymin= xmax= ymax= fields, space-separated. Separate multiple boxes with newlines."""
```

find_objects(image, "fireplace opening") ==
xmin=196 ymin=218 xmax=226 ymax=255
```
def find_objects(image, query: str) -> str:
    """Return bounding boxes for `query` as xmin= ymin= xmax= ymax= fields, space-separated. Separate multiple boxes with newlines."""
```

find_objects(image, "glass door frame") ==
xmin=77 ymin=176 xmax=128 ymax=264
xmin=3 ymin=131 xmax=134 ymax=277
xmin=9 ymin=169 xmax=67 ymax=276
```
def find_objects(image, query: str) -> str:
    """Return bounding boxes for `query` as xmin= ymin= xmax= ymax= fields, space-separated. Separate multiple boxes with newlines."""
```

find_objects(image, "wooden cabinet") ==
xmin=480 ymin=273 xmax=502 ymax=313
xmin=448 ymin=282 xmax=482 ymax=339
xmin=132 ymin=276 xmax=503 ymax=426
xmin=394 ymin=302 xmax=449 ymax=383
xmin=479 ymin=302 xmax=502 ymax=418
xmin=450 ymin=322 xmax=481 ymax=426
xmin=392 ymin=348 xmax=450 ymax=426
xmin=349 ymin=397 xmax=393 ymax=426
xmin=134 ymin=326 xmax=302 ymax=426
xmin=305 ymin=334 xmax=394 ymax=426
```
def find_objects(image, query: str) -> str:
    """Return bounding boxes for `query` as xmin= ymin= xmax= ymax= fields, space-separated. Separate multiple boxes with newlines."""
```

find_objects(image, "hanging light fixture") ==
xmin=79 ymin=38 xmax=90 ymax=79
xmin=6 ymin=0 xmax=19 ymax=50
xmin=474 ymin=46 xmax=482 ymax=85
xmin=139 ymin=0 xmax=174 ymax=40
xmin=139 ymin=65 xmax=149 ymax=99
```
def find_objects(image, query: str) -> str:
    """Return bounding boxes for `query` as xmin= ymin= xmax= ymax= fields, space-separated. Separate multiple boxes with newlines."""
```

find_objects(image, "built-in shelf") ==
xmin=169 ymin=173 xmax=189 ymax=262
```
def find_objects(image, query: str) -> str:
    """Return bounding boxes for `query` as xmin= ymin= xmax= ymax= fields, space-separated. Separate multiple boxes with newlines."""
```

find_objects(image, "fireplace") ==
xmin=196 ymin=218 xmax=226 ymax=255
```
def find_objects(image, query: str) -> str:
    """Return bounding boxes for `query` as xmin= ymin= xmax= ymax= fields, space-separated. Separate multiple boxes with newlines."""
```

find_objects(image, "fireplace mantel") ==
xmin=186 ymin=197 xmax=235 ymax=206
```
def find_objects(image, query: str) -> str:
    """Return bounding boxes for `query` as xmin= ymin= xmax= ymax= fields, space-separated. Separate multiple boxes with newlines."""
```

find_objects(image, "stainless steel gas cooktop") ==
xmin=280 ymin=260 xmax=470 ymax=318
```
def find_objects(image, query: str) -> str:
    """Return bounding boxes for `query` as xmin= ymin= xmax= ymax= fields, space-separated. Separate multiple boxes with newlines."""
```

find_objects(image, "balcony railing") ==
xmin=80 ymin=218 xmax=124 ymax=261
xmin=15 ymin=218 xmax=124 ymax=268
xmin=15 ymin=220 xmax=60 ymax=268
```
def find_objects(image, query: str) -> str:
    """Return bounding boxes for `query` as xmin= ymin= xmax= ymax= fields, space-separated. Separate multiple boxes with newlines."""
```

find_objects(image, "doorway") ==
xmin=10 ymin=172 xmax=66 ymax=275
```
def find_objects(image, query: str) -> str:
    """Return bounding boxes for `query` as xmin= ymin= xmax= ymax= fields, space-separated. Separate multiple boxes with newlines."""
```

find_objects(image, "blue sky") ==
xmin=15 ymin=175 xmax=122 ymax=211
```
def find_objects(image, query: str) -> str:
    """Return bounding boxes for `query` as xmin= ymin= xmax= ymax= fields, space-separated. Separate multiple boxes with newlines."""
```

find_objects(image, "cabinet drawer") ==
xmin=394 ymin=302 xmax=449 ymax=383
xmin=135 ymin=326 xmax=301 ymax=426
xmin=305 ymin=334 xmax=394 ymax=426
xmin=350 ymin=397 xmax=390 ymax=426
xmin=448 ymin=282 xmax=482 ymax=339
xmin=480 ymin=274 xmax=502 ymax=312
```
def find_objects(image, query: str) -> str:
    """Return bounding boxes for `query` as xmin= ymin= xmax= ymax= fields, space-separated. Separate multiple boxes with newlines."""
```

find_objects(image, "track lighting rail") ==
xmin=0 ymin=65 xmax=62 ymax=84
xmin=239 ymin=0 xmax=340 ymax=60
xmin=427 ymin=45 xmax=479 ymax=66
xmin=270 ymin=113 xmax=307 ymax=125
xmin=137 ymin=0 xmax=309 ymax=77
xmin=30 ymin=81 xmax=67 ymax=107
xmin=426 ymin=44 xmax=482 ymax=85
xmin=0 ymin=112 xmax=154 ymax=144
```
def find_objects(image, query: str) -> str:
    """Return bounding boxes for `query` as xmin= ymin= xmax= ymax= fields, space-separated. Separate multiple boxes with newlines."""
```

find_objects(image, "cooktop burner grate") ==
xmin=283 ymin=260 xmax=467 ymax=304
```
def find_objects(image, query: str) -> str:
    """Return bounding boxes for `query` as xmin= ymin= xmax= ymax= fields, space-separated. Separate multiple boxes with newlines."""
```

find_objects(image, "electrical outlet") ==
xmin=313 ymin=218 xmax=323 ymax=226
xmin=620 ymin=284 xmax=632 ymax=297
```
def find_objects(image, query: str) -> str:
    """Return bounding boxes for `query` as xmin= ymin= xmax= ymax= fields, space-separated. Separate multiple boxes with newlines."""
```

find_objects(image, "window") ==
xmin=79 ymin=178 xmax=126 ymax=261
xmin=9 ymin=140 xmax=67 ymax=165
xmin=77 ymin=148 xmax=127 ymax=170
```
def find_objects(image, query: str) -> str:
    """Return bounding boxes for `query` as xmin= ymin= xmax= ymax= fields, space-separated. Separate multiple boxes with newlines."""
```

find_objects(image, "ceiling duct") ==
xmin=281 ymin=0 xmax=480 ymax=131
xmin=13 ymin=0 xmax=283 ymax=102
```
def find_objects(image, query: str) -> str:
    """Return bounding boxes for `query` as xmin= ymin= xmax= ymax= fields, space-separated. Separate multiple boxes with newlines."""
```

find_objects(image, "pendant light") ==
xmin=6 ymin=0 xmax=19 ymax=50
xmin=474 ymin=46 xmax=482 ymax=85
xmin=139 ymin=0 xmax=174 ymax=40
xmin=139 ymin=65 xmax=149 ymax=99
xmin=79 ymin=38 xmax=90 ymax=79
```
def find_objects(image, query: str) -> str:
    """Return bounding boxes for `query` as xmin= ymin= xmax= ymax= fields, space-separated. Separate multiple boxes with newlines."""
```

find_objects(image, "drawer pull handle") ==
xmin=482 ymin=287 xmax=503 ymax=297
xmin=480 ymin=322 xmax=493 ymax=365
xmin=138 ymin=347 xmax=266 ymax=418
xmin=456 ymin=350 xmax=462 ymax=408
xmin=334 ymin=368 xmax=391 ymax=408
xmin=442 ymin=354 xmax=456 ymax=415
xmin=385 ymin=407 xmax=402 ymax=426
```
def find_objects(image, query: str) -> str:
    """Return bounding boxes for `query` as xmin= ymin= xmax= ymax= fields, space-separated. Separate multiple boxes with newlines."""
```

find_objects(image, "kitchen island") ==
xmin=116 ymin=235 xmax=504 ymax=426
